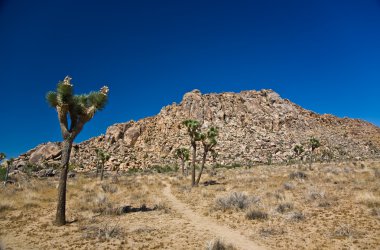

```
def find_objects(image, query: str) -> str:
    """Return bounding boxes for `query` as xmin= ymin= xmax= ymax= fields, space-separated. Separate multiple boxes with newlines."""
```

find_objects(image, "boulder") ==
xmin=124 ymin=126 xmax=141 ymax=146
xmin=29 ymin=143 xmax=61 ymax=165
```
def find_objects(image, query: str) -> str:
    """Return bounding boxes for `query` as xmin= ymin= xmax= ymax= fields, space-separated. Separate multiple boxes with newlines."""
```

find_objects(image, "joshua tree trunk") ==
xmin=55 ymin=138 xmax=73 ymax=226
xmin=195 ymin=149 xmax=208 ymax=185
xmin=181 ymin=159 xmax=185 ymax=176
xmin=100 ymin=162 xmax=105 ymax=181
xmin=96 ymin=160 xmax=100 ymax=178
xmin=191 ymin=141 xmax=196 ymax=187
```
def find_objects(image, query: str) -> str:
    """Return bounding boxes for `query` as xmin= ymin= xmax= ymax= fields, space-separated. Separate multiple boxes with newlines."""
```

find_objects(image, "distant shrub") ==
xmin=205 ymin=238 xmax=235 ymax=250
xmin=101 ymin=183 xmax=118 ymax=194
xmin=307 ymin=188 xmax=326 ymax=201
xmin=127 ymin=167 xmax=141 ymax=174
xmin=289 ymin=211 xmax=305 ymax=222
xmin=276 ymin=202 xmax=293 ymax=213
xmin=356 ymin=192 xmax=380 ymax=208
xmin=151 ymin=165 xmax=179 ymax=173
xmin=283 ymin=182 xmax=295 ymax=190
xmin=246 ymin=208 xmax=268 ymax=220
xmin=259 ymin=227 xmax=286 ymax=237
xmin=333 ymin=224 xmax=354 ymax=238
xmin=214 ymin=163 xmax=242 ymax=170
xmin=81 ymin=223 xmax=122 ymax=240
xmin=215 ymin=192 xmax=250 ymax=211
xmin=289 ymin=171 xmax=307 ymax=180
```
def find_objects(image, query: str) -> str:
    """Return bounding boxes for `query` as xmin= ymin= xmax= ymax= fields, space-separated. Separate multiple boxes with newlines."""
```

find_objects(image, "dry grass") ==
xmin=171 ymin=160 xmax=380 ymax=249
xmin=0 ymin=160 xmax=379 ymax=249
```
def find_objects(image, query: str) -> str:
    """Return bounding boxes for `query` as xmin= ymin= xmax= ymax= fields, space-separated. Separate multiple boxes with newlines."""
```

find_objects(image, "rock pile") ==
xmin=13 ymin=89 xmax=380 ymax=171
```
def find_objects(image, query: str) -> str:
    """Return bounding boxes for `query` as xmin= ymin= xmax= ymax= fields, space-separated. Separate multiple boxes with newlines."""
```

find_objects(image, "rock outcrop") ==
xmin=14 ymin=89 xmax=380 ymax=171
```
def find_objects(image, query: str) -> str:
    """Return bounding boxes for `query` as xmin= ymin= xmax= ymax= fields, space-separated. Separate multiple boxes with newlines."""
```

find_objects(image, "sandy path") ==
xmin=162 ymin=183 xmax=266 ymax=250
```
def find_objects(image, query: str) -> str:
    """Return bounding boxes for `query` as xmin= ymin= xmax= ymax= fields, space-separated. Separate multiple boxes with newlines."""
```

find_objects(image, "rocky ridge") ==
xmin=14 ymin=89 xmax=380 ymax=171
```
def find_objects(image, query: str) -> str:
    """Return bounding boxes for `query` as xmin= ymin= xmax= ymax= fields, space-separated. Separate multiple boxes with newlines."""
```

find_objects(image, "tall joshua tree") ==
xmin=182 ymin=119 xmax=202 ymax=186
xmin=95 ymin=148 xmax=110 ymax=181
xmin=46 ymin=76 xmax=109 ymax=226
xmin=175 ymin=148 xmax=190 ymax=176
xmin=195 ymin=127 xmax=218 ymax=185
xmin=309 ymin=137 xmax=321 ymax=169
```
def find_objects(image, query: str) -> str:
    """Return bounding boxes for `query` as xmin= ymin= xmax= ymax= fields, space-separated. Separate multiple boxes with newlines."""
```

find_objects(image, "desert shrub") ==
xmin=356 ymin=192 xmax=380 ymax=208
xmin=333 ymin=224 xmax=354 ymax=238
xmin=374 ymin=168 xmax=380 ymax=178
xmin=307 ymin=188 xmax=326 ymax=201
xmin=82 ymin=223 xmax=122 ymax=239
xmin=246 ymin=208 xmax=268 ymax=220
xmin=23 ymin=163 xmax=41 ymax=176
xmin=289 ymin=171 xmax=307 ymax=180
xmin=205 ymin=238 xmax=235 ymax=250
xmin=0 ymin=201 xmax=13 ymax=213
xmin=151 ymin=165 xmax=179 ymax=173
xmin=101 ymin=183 xmax=118 ymax=193
xmin=276 ymin=202 xmax=293 ymax=213
xmin=318 ymin=200 xmax=332 ymax=208
xmin=371 ymin=208 xmax=380 ymax=217
xmin=215 ymin=192 xmax=250 ymax=211
xmin=155 ymin=201 xmax=171 ymax=213
xmin=92 ymin=193 xmax=116 ymax=215
xmin=283 ymin=182 xmax=295 ymax=190
xmin=127 ymin=167 xmax=141 ymax=174
xmin=259 ymin=227 xmax=286 ymax=237
xmin=214 ymin=163 xmax=241 ymax=170
xmin=289 ymin=211 xmax=305 ymax=221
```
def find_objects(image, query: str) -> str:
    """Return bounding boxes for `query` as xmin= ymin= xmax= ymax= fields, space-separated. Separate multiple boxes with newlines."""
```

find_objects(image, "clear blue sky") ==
xmin=1 ymin=0 xmax=379 ymax=157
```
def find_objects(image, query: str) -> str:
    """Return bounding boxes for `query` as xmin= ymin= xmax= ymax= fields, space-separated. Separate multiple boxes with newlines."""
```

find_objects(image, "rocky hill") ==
xmin=15 ymin=89 xmax=380 ymax=171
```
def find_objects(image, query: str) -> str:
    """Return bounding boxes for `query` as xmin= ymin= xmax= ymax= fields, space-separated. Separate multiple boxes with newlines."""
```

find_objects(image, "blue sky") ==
xmin=1 ymin=0 xmax=379 ymax=157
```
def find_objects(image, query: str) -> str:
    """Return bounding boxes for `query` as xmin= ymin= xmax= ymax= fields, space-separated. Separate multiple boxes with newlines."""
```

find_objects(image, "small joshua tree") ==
xmin=175 ymin=148 xmax=190 ymax=176
xmin=309 ymin=137 xmax=321 ymax=169
xmin=95 ymin=148 xmax=110 ymax=181
xmin=46 ymin=76 xmax=109 ymax=226
xmin=293 ymin=145 xmax=304 ymax=159
xmin=0 ymin=153 xmax=6 ymax=185
xmin=182 ymin=119 xmax=202 ymax=186
xmin=195 ymin=127 xmax=218 ymax=185
xmin=4 ymin=158 xmax=14 ymax=186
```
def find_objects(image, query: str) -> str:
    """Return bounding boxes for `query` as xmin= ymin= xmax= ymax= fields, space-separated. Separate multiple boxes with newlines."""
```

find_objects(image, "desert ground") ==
xmin=0 ymin=160 xmax=379 ymax=250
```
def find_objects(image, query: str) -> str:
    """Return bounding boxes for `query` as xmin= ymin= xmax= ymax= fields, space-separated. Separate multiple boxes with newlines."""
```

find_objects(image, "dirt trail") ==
xmin=162 ymin=183 xmax=266 ymax=250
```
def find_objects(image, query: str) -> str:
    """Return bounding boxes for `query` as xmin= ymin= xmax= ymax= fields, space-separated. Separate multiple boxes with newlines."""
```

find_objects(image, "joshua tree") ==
xmin=293 ymin=145 xmax=304 ymax=159
xmin=175 ymin=148 xmax=190 ymax=176
xmin=209 ymin=149 xmax=218 ymax=176
xmin=95 ymin=148 xmax=110 ymax=181
xmin=0 ymin=153 xmax=6 ymax=185
xmin=309 ymin=137 xmax=321 ymax=169
xmin=46 ymin=76 xmax=109 ymax=226
xmin=4 ymin=158 xmax=14 ymax=186
xmin=182 ymin=119 xmax=202 ymax=186
xmin=195 ymin=127 xmax=218 ymax=185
